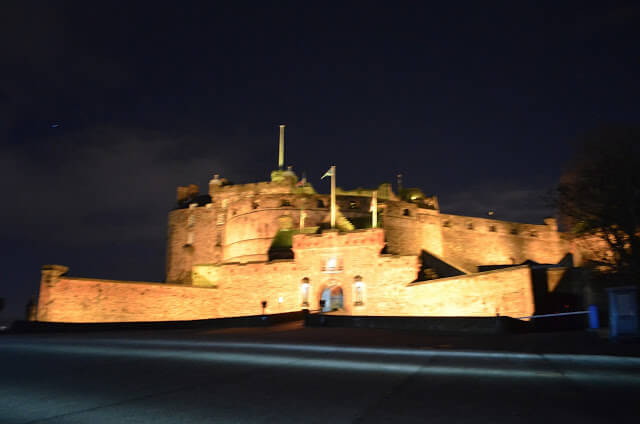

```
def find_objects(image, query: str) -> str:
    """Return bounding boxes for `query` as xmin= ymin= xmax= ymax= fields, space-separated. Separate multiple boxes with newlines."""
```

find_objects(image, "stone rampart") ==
xmin=403 ymin=265 xmax=534 ymax=317
xmin=437 ymin=214 xmax=568 ymax=269
xmin=166 ymin=204 xmax=218 ymax=283
xmin=37 ymin=268 xmax=219 ymax=323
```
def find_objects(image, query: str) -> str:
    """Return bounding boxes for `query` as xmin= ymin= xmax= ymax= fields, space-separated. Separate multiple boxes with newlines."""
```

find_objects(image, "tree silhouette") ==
xmin=554 ymin=126 xmax=640 ymax=277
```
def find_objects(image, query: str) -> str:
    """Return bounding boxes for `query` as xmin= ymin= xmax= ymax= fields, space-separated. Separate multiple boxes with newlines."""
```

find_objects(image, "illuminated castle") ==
xmin=36 ymin=126 xmax=575 ymax=323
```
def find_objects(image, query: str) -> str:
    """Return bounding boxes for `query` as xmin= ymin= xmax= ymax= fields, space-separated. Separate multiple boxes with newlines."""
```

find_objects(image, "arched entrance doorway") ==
xmin=320 ymin=286 xmax=344 ymax=312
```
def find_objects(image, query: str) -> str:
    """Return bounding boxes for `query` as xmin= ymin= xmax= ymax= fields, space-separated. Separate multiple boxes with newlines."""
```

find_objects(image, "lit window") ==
xmin=186 ymin=231 xmax=194 ymax=246
xmin=349 ymin=200 xmax=359 ymax=209
xmin=301 ymin=278 xmax=310 ymax=307
xmin=188 ymin=214 xmax=195 ymax=228
xmin=323 ymin=257 xmax=343 ymax=273
xmin=354 ymin=276 xmax=365 ymax=306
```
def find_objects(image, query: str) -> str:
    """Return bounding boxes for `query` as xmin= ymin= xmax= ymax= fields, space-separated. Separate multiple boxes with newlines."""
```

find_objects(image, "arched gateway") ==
xmin=320 ymin=286 xmax=344 ymax=312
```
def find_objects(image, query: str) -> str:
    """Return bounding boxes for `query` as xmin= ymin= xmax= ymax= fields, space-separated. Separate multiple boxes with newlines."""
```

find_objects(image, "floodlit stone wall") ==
xmin=37 ymin=266 xmax=218 ymax=323
xmin=166 ymin=205 xmax=218 ymax=284
xmin=402 ymin=265 xmax=535 ymax=318
xmin=37 ymin=229 xmax=536 ymax=323
xmin=166 ymin=178 xmax=573 ymax=284
xmin=193 ymin=260 xmax=301 ymax=317
xmin=436 ymin=214 xmax=569 ymax=270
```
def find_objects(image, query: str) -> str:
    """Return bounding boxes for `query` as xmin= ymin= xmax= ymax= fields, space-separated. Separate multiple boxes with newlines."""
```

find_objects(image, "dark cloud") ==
xmin=0 ymin=126 xmax=268 ymax=246
xmin=440 ymin=183 xmax=554 ymax=224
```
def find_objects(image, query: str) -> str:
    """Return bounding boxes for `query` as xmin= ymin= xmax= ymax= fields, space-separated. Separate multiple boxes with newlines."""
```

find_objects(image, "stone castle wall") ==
xmin=193 ymin=260 xmax=301 ymax=317
xmin=166 ymin=178 xmax=572 ymax=284
xmin=37 ymin=228 xmax=538 ymax=323
xmin=383 ymin=208 xmax=569 ymax=271
xmin=166 ymin=204 xmax=218 ymax=283
xmin=403 ymin=265 xmax=534 ymax=317
xmin=37 ymin=269 xmax=219 ymax=323
xmin=437 ymin=214 xmax=568 ymax=270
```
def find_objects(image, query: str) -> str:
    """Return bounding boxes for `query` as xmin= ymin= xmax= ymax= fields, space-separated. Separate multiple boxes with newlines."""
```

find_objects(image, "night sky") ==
xmin=1 ymin=1 xmax=638 ymax=319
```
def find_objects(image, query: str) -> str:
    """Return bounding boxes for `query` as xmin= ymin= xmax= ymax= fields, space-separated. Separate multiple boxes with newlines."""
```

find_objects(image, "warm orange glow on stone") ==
xmin=37 ymin=168 xmax=577 ymax=323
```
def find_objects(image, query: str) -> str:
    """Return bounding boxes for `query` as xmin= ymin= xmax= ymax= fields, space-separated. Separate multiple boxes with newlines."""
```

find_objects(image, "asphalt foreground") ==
xmin=1 ymin=323 xmax=640 ymax=423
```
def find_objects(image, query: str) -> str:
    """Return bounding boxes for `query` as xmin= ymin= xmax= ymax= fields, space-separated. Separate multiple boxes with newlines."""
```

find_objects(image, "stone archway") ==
xmin=320 ymin=285 xmax=344 ymax=312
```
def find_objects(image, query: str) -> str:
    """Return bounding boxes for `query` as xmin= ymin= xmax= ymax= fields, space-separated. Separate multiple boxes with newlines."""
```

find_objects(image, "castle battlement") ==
xmin=292 ymin=228 xmax=384 ymax=250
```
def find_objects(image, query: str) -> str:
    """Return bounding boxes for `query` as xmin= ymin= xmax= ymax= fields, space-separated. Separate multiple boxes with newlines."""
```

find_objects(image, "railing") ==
xmin=516 ymin=306 xmax=599 ymax=329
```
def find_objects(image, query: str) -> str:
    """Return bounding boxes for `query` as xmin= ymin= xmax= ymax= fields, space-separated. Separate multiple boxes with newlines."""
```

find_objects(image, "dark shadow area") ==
xmin=7 ymin=310 xmax=306 ymax=334
xmin=268 ymin=229 xmax=295 ymax=260
xmin=418 ymin=250 xmax=466 ymax=280
xmin=304 ymin=313 xmax=529 ymax=335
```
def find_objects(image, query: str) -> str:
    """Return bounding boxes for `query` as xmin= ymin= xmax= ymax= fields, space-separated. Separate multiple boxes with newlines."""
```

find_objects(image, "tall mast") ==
xmin=371 ymin=190 xmax=378 ymax=228
xmin=330 ymin=165 xmax=336 ymax=228
xmin=278 ymin=124 xmax=285 ymax=169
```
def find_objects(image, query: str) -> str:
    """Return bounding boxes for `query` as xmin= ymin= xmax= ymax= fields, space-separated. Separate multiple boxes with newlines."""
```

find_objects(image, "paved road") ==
xmin=1 ymin=328 xmax=640 ymax=423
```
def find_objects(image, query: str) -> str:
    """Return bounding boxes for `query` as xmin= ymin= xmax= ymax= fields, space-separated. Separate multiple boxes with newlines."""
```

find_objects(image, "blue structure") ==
xmin=588 ymin=305 xmax=599 ymax=330
xmin=607 ymin=286 xmax=639 ymax=338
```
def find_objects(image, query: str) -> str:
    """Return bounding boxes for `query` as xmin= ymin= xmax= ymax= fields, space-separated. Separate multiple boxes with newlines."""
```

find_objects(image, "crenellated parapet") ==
xmin=292 ymin=228 xmax=384 ymax=250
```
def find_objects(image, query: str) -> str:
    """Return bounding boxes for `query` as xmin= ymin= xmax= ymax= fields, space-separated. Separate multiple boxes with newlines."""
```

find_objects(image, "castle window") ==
xmin=317 ymin=199 xmax=325 ymax=208
xmin=186 ymin=231 xmax=194 ymax=246
xmin=510 ymin=228 xmax=518 ymax=235
xmin=467 ymin=222 xmax=474 ymax=230
xmin=252 ymin=201 xmax=259 ymax=210
xmin=443 ymin=220 xmax=451 ymax=228
xmin=187 ymin=214 xmax=195 ymax=228
xmin=281 ymin=199 xmax=292 ymax=207
xmin=489 ymin=225 xmax=497 ymax=232
xmin=403 ymin=209 xmax=410 ymax=216
xmin=301 ymin=278 xmax=310 ymax=307
xmin=529 ymin=231 xmax=537 ymax=237
xmin=354 ymin=276 xmax=365 ymax=306
xmin=349 ymin=200 xmax=359 ymax=209
xmin=323 ymin=257 xmax=343 ymax=273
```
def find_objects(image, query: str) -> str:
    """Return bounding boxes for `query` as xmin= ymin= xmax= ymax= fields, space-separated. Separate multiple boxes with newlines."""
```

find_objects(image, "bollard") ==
xmin=588 ymin=305 xmax=599 ymax=330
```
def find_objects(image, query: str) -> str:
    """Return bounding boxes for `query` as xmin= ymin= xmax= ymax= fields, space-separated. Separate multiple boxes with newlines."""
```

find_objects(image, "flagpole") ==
xmin=330 ymin=165 xmax=336 ymax=229
xmin=278 ymin=124 xmax=285 ymax=169
xmin=371 ymin=190 xmax=378 ymax=228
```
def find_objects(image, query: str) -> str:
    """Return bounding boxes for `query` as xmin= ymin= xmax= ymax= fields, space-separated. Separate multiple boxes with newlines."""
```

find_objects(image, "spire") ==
xmin=278 ymin=124 xmax=285 ymax=169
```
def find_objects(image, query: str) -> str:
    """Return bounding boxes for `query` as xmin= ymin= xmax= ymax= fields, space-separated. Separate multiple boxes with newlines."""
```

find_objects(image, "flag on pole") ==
xmin=370 ymin=190 xmax=378 ymax=228
xmin=321 ymin=168 xmax=333 ymax=179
